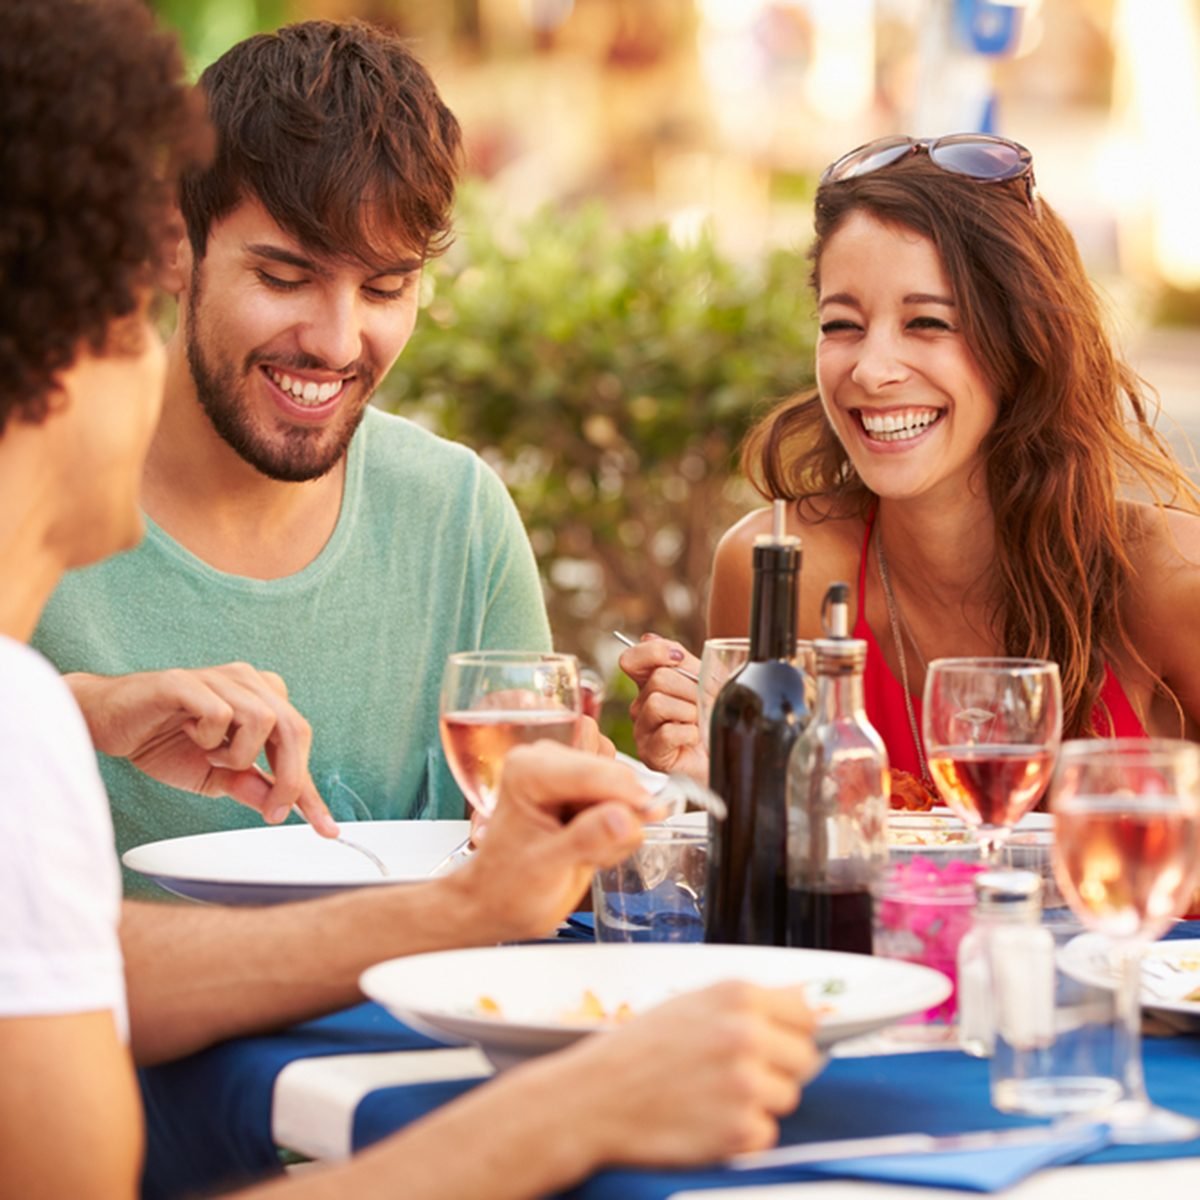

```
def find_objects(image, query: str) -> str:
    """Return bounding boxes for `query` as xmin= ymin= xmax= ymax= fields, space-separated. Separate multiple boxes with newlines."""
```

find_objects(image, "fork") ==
xmin=291 ymin=805 xmax=390 ymax=878
xmin=612 ymin=631 xmax=700 ymax=684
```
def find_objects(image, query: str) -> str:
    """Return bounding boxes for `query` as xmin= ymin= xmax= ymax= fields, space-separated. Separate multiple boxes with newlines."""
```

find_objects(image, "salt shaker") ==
xmin=957 ymin=870 xmax=1054 ymax=1059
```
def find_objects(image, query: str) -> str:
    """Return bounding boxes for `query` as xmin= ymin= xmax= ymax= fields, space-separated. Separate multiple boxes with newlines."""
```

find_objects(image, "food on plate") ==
xmin=474 ymin=989 xmax=635 ymax=1025
xmin=473 ymin=978 xmax=848 ymax=1025
xmin=887 ymin=821 xmax=971 ymax=848
xmin=889 ymin=769 xmax=938 ymax=812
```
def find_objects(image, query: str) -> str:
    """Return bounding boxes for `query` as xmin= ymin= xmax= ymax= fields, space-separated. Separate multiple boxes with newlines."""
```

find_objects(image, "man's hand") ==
xmin=619 ymin=634 xmax=707 ymax=781
xmin=67 ymin=665 xmax=338 ymax=836
xmin=319 ymin=981 xmax=820 ymax=1199
xmin=448 ymin=743 xmax=660 ymax=942
xmin=558 ymin=980 xmax=820 ymax=1164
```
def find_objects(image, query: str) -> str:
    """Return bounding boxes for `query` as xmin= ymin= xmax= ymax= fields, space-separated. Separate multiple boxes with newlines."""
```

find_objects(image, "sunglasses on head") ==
xmin=820 ymin=133 xmax=1037 ymax=212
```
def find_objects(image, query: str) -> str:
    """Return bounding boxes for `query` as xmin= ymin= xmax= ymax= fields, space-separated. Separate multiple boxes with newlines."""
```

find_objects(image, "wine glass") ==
xmin=439 ymin=651 xmax=582 ymax=816
xmin=697 ymin=638 xmax=750 ymax=752
xmin=1052 ymin=738 xmax=1200 ymax=1143
xmin=698 ymin=639 xmax=815 ymax=751
xmin=922 ymin=658 xmax=1061 ymax=863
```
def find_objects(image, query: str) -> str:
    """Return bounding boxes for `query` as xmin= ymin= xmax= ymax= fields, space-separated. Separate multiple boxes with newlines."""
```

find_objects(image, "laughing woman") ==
xmin=621 ymin=134 xmax=1200 ymax=787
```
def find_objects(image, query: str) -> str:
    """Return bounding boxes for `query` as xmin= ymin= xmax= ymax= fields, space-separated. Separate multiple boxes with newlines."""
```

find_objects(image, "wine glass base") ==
xmin=1103 ymin=1099 xmax=1200 ymax=1145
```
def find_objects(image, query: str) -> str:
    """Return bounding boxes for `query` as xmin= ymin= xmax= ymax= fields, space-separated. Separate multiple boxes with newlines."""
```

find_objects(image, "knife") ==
xmin=729 ymin=1122 xmax=1108 ymax=1171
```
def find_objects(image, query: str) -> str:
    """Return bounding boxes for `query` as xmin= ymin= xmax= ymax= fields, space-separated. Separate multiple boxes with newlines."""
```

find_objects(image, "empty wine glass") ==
xmin=697 ymin=638 xmax=750 ymax=752
xmin=1052 ymin=738 xmax=1200 ymax=1143
xmin=698 ymin=638 xmax=814 ymax=751
xmin=439 ymin=651 xmax=582 ymax=816
xmin=923 ymin=658 xmax=1061 ymax=863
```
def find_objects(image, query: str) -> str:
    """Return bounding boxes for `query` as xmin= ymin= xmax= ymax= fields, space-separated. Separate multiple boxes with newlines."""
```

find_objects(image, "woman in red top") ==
xmin=622 ymin=135 xmax=1200 ymax=787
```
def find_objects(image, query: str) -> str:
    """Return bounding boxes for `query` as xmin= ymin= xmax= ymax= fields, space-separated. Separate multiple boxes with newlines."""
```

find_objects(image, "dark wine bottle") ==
xmin=786 ymin=582 xmax=889 ymax=954
xmin=705 ymin=505 xmax=809 ymax=946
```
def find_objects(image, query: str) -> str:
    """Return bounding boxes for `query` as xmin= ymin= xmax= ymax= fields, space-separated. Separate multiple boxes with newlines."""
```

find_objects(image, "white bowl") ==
xmin=360 ymin=942 xmax=952 ymax=1070
xmin=123 ymin=820 xmax=471 ymax=904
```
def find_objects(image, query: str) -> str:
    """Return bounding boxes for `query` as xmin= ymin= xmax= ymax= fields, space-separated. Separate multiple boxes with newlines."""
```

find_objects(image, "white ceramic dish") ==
xmin=1058 ymin=933 xmax=1200 ymax=1019
xmin=123 ymin=820 xmax=471 ymax=905
xmin=664 ymin=808 xmax=1054 ymax=844
xmin=888 ymin=809 xmax=1051 ymax=850
xmin=360 ymin=942 xmax=952 ymax=1070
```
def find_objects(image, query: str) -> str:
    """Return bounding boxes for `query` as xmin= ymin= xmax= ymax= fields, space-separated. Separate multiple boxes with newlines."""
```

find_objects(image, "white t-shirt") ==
xmin=0 ymin=635 xmax=127 ymax=1040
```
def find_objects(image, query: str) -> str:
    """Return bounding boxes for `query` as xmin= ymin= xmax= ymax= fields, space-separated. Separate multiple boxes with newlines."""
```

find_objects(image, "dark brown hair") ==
xmin=181 ymin=20 xmax=462 ymax=270
xmin=0 ymin=0 xmax=207 ymax=433
xmin=743 ymin=151 xmax=1199 ymax=736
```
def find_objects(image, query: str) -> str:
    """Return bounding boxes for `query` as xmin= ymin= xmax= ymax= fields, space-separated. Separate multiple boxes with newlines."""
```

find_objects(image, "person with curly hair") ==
xmin=621 ymin=135 xmax=1200 ymax=789
xmin=32 ymin=20 xmax=572 ymax=892
xmin=1 ymin=9 xmax=818 ymax=1197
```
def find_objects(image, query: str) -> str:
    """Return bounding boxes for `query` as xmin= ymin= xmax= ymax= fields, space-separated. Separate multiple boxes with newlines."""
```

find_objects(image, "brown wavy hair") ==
xmin=742 ymin=151 xmax=1199 ymax=736
xmin=181 ymin=20 xmax=462 ymax=271
xmin=0 ymin=0 xmax=207 ymax=433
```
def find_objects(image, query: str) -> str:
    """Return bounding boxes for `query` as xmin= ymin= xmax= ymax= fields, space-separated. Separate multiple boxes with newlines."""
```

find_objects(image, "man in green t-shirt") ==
xmin=33 ymin=21 xmax=557 ymax=890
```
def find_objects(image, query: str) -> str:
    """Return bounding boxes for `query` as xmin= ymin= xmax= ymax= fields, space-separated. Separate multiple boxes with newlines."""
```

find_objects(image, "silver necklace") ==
xmin=875 ymin=527 xmax=933 ymax=787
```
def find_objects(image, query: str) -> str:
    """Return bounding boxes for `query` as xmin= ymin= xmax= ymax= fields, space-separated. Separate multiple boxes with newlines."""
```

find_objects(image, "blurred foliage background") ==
xmin=381 ymin=189 xmax=817 ymax=738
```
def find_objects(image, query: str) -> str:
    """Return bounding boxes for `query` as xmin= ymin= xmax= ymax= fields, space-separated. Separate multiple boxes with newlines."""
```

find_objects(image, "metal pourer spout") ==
xmin=822 ymin=581 xmax=851 ymax=639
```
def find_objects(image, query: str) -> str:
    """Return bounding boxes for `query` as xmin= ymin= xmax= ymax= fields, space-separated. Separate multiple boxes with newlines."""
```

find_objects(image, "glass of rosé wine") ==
xmin=439 ymin=651 xmax=582 ymax=817
xmin=922 ymin=658 xmax=1061 ymax=864
xmin=1052 ymin=739 xmax=1200 ymax=1143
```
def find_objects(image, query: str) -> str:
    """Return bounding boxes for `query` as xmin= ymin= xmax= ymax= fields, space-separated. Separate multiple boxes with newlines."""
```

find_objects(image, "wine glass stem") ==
xmin=1113 ymin=941 xmax=1149 ymax=1107
xmin=977 ymin=829 xmax=1004 ymax=867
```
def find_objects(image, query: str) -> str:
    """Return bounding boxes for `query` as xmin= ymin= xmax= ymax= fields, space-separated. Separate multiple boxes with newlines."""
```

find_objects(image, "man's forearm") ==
xmin=121 ymin=873 xmax=487 ymax=1065
xmin=232 ymin=1051 xmax=602 ymax=1200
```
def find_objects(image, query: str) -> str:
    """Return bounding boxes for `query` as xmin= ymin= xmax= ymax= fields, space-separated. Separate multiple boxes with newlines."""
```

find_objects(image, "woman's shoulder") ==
xmin=1121 ymin=501 xmax=1200 ymax=640
xmin=1123 ymin=501 xmax=1200 ymax=579
xmin=709 ymin=502 xmax=865 ymax=637
xmin=1119 ymin=502 xmax=1200 ymax=734
xmin=715 ymin=503 xmax=863 ymax=568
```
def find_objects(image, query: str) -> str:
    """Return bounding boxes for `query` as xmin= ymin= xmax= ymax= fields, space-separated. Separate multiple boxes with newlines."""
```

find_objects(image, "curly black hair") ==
xmin=0 ymin=0 xmax=209 ymax=433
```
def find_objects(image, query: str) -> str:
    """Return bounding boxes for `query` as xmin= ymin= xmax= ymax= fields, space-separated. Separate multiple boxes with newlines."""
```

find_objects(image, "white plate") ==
xmin=888 ymin=808 xmax=1051 ymax=845
xmin=1058 ymin=933 xmax=1200 ymax=1018
xmin=360 ymin=943 xmax=952 ymax=1070
xmin=123 ymin=820 xmax=471 ymax=905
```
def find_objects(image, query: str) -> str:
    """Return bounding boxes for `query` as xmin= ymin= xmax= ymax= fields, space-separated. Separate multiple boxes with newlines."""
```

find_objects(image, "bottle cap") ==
xmin=974 ymin=869 xmax=1043 ymax=914
xmin=753 ymin=498 xmax=802 ymax=550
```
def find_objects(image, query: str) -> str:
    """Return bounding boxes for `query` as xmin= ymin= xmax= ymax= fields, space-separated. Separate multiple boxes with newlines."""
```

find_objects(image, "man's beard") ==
xmin=185 ymin=276 xmax=374 ymax=484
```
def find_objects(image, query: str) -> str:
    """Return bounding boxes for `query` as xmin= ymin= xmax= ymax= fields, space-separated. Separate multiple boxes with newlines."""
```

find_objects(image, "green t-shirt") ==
xmin=33 ymin=407 xmax=551 ymax=895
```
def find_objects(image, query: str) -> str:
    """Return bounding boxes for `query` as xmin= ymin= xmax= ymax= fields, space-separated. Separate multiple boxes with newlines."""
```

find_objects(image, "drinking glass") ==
xmin=698 ymin=638 xmax=814 ymax=751
xmin=697 ymin=638 xmax=750 ymax=752
xmin=592 ymin=824 xmax=708 ymax=942
xmin=439 ymin=651 xmax=582 ymax=816
xmin=579 ymin=667 xmax=606 ymax=723
xmin=922 ymin=658 xmax=1061 ymax=863
xmin=1052 ymin=738 xmax=1200 ymax=1143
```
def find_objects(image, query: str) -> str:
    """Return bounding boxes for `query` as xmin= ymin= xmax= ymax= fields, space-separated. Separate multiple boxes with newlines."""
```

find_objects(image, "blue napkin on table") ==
xmin=802 ymin=1123 xmax=1110 ymax=1192
xmin=572 ymin=1124 xmax=1111 ymax=1199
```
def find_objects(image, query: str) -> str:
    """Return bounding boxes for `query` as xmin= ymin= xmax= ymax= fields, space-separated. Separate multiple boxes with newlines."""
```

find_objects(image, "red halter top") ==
xmin=852 ymin=512 xmax=1147 ymax=780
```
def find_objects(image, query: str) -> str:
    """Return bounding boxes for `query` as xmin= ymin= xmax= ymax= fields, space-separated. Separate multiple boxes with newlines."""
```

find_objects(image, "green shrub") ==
xmin=377 ymin=188 xmax=817 ymax=739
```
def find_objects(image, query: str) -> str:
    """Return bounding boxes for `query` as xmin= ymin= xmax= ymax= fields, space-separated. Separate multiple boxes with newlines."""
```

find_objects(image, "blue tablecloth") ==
xmin=139 ymin=921 xmax=1200 ymax=1199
